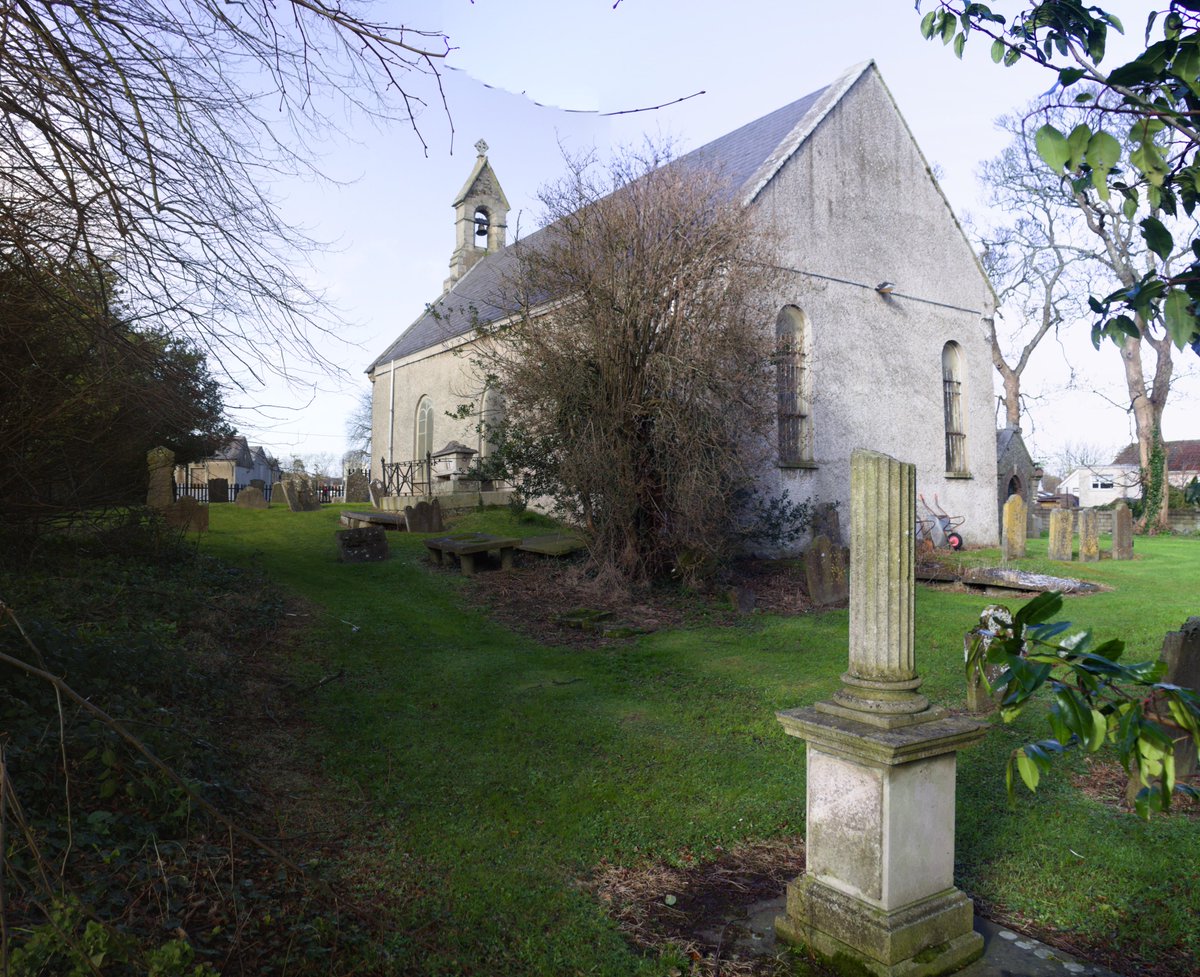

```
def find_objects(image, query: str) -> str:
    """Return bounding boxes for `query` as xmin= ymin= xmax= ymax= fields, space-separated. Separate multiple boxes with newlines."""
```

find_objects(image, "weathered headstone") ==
xmin=775 ymin=450 xmax=985 ymax=977
xmin=336 ymin=526 xmax=389 ymax=563
xmin=208 ymin=477 xmax=229 ymax=504
xmin=404 ymin=499 xmax=445 ymax=533
xmin=280 ymin=477 xmax=320 ymax=512
xmin=344 ymin=470 xmax=370 ymax=504
xmin=803 ymin=534 xmax=849 ymax=607
xmin=1001 ymin=493 xmax=1027 ymax=560
xmin=146 ymin=446 xmax=175 ymax=510
xmin=811 ymin=502 xmax=842 ymax=547
xmin=1112 ymin=501 xmax=1134 ymax=560
xmin=1047 ymin=508 xmax=1074 ymax=561
xmin=234 ymin=486 xmax=269 ymax=510
xmin=965 ymin=605 xmax=1012 ymax=713
xmin=279 ymin=479 xmax=304 ymax=512
xmin=164 ymin=495 xmax=208 ymax=533
xmin=1078 ymin=508 xmax=1099 ymax=562
xmin=249 ymin=478 xmax=266 ymax=491
xmin=368 ymin=478 xmax=385 ymax=509
xmin=1130 ymin=618 xmax=1200 ymax=803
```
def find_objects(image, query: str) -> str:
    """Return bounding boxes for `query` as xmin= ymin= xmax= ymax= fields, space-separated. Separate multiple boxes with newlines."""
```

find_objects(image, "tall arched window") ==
xmin=415 ymin=396 xmax=434 ymax=465
xmin=479 ymin=387 xmax=504 ymax=458
xmin=942 ymin=342 xmax=967 ymax=474
xmin=776 ymin=306 xmax=813 ymax=465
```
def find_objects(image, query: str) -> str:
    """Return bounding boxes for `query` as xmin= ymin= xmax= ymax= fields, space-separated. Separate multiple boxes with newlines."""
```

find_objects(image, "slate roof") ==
xmin=368 ymin=63 xmax=874 ymax=373
xmin=1112 ymin=440 xmax=1200 ymax=471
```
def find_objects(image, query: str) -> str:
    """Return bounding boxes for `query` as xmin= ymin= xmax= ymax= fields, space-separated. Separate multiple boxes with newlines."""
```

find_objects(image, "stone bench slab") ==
xmin=424 ymin=533 xmax=521 ymax=576
xmin=341 ymin=510 xmax=407 ymax=530
xmin=518 ymin=533 xmax=586 ymax=557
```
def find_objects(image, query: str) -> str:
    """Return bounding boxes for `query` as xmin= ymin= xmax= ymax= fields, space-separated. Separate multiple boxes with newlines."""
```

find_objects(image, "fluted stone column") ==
xmin=775 ymin=450 xmax=985 ymax=977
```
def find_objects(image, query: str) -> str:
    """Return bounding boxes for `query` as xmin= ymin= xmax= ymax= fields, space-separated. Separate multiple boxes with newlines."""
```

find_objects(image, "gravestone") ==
xmin=404 ymin=498 xmax=444 ymax=533
xmin=1078 ymin=508 xmax=1099 ymax=562
xmin=368 ymin=478 xmax=385 ymax=509
xmin=336 ymin=526 xmax=389 ymax=563
xmin=250 ymin=478 xmax=266 ymax=491
xmin=279 ymin=480 xmax=304 ymax=512
xmin=234 ymin=486 xmax=268 ymax=509
xmin=1129 ymin=618 xmax=1200 ymax=803
xmin=1047 ymin=508 xmax=1074 ymax=561
xmin=280 ymin=477 xmax=320 ymax=512
xmin=208 ymin=478 xmax=229 ymax=504
xmin=1001 ymin=493 xmax=1027 ymax=560
xmin=164 ymin=495 xmax=208 ymax=533
xmin=344 ymin=469 xmax=370 ymax=504
xmin=811 ymin=502 xmax=843 ymax=547
xmin=1112 ymin=501 xmax=1134 ymax=560
xmin=965 ymin=605 xmax=1012 ymax=713
xmin=146 ymin=446 xmax=175 ymax=510
xmin=803 ymin=534 xmax=849 ymax=607
xmin=775 ymin=450 xmax=985 ymax=977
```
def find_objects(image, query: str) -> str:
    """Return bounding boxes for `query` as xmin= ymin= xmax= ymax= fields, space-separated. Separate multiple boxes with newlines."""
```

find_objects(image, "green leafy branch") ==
xmin=919 ymin=1 xmax=1200 ymax=354
xmin=966 ymin=590 xmax=1200 ymax=819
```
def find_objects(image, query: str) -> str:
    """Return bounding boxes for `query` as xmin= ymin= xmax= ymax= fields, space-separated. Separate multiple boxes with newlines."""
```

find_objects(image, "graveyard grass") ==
xmin=203 ymin=506 xmax=1200 ymax=976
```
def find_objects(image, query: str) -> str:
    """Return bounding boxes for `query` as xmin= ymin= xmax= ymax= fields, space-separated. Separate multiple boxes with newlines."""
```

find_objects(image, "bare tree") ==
xmin=476 ymin=146 xmax=784 ymax=585
xmin=344 ymin=388 xmax=373 ymax=467
xmin=0 ymin=1 xmax=450 ymax=382
xmin=1006 ymin=93 xmax=1195 ymax=531
xmin=976 ymin=110 xmax=1089 ymax=431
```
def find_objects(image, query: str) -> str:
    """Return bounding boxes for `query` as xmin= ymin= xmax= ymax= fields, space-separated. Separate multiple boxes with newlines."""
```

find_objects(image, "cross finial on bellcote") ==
xmin=474 ymin=139 xmax=488 ymax=156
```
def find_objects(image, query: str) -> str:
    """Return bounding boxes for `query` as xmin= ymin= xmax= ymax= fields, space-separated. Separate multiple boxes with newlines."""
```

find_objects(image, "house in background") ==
xmin=1058 ymin=439 xmax=1200 ymax=508
xmin=177 ymin=436 xmax=281 ymax=488
xmin=368 ymin=61 xmax=1000 ymax=548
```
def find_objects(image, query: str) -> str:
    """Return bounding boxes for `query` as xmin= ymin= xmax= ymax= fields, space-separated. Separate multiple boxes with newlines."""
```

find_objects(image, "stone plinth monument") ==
xmin=775 ymin=450 xmax=986 ymax=977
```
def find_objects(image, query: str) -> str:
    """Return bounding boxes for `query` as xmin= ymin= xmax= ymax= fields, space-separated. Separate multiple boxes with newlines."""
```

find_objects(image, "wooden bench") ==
xmin=424 ymin=532 xmax=521 ymax=576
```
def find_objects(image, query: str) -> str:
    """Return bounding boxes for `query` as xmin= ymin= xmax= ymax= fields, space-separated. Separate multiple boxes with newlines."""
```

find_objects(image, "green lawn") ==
xmin=202 ymin=507 xmax=1200 ymax=976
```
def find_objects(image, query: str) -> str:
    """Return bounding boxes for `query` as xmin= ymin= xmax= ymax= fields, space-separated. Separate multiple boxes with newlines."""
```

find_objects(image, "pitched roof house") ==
xmin=368 ymin=61 xmax=1000 ymax=548
xmin=1060 ymin=439 xmax=1200 ymax=508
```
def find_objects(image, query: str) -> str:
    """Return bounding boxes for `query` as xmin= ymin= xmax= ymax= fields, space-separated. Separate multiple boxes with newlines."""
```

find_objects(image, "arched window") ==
xmin=776 ymin=306 xmax=813 ymax=465
xmin=942 ymin=342 xmax=967 ymax=474
xmin=479 ymin=387 xmax=504 ymax=458
xmin=415 ymin=396 xmax=434 ymax=464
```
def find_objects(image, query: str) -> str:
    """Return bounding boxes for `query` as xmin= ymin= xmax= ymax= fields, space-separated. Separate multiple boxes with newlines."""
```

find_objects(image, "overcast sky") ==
xmin=233 ymin=0 xmax=1195 ymax=476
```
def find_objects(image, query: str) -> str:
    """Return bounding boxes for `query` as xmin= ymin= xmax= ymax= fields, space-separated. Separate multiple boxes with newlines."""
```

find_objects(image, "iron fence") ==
xmin=380 ymin=453 xmax=432 ymax=497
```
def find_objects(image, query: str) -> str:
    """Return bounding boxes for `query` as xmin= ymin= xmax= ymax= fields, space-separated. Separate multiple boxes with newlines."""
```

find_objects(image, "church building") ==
xmin=367 ymin=61 xmax=1000 ymax=548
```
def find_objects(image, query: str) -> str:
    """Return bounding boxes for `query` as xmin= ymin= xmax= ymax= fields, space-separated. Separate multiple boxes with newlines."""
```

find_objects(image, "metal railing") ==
xmin=379 ymin=453 xmax=432 ymax=497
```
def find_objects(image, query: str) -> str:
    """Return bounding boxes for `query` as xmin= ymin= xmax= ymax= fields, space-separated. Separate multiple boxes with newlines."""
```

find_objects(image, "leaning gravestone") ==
xmin=280 ymin=477 xmax=321 ymax=512
xmin=344 ymin=470 xmax=370 ymax=504
xmin=234 ymin=486 xmax=269 ymax=510
xmin=1112 ymin=501 xmax=1134 ymax=560
xmin=1078 ymin=508 xmax=1100 ymax=562
xmin=146 ymin=446 xmax=175 ymax=510
xmin=1129 ymin=617 xmax=1200 ymax=803
xmin=368 ymin=478 xmax=385 ymax=509
xmin=336 ymin=526 xmax=389 ymax=563
xmin=279 ymin=480 xmax=304 ymax=512
xmin=164 ymin=495 xmax=208 ymax=533
xmin=1047 ymin=508 xmax=1074 ymax=561
xmin=208 ymin=477 xmax=229 ymax=504
xmin=803 ymin=534 xmax=849 ymax=607
xmin=811 ymin=502 xmax=843 ymax=547
xmin=1001 ymin=493 xmax=1027 ymax=560
xmin=775 ymin=450 xmax=985 ymax=976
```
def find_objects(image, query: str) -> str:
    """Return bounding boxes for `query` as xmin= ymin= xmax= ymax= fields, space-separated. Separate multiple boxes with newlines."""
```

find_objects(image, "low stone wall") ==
xmin=1030 ymin=507 xmax=1200 ymax=536
xmin=378 ymin=489 xmax=514 ymax=514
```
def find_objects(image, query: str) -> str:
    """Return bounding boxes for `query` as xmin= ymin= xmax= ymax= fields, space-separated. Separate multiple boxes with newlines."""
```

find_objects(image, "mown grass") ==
xmin=203 ymin=506 xmax=1200 ymax=975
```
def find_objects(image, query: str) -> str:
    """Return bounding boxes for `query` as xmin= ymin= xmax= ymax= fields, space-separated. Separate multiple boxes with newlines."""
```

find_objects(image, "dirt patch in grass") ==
xmin=1070 ymin=755 xmax=1200 ymax=819
xmin=585 ymin=837 xmax=816 ymax=976
xmin=450 ymin=552 xmax=818 ymax=647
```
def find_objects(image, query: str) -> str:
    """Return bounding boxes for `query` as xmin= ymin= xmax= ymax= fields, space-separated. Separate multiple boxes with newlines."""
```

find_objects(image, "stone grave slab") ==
xmin=341 ymin=510 xmax=407 ymax=530
xmin=517 ymin=533 xmax=585 ymax=557
xmin=147 ymin=446 xmax=175 ymax=510
xmin=368 ymin=478 xmax=385 ymax=508
xmin=1078 ymin=508 xmax=1099 ymax=562
xmin=404 ymin=499 xmax=445 ymax=533
xmin=803 ymin=534 xmax=848 ymax=607
xmin=424 ymin=532 xmax=520 ymax=576
xmin=336 ymin=526 xmax=389 ymax=563
xmin=1001 ymin=493 xmax=1027 ymax=560
xmin=164 ymin=495 xmax=208 ymax=533
xmin=1047 ymin=509 xmax=1073 ymax=561
xmin=1112 ymin=501 xmax=1134 ymax=560
xmin=344 ymin=470 xmax=370 ymax=504
xmin=208 ymin=478 xmax=229 ymax=504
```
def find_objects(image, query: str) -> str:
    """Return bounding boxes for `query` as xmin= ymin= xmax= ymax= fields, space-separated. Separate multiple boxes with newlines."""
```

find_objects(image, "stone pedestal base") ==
xmin=775 ymin=706 xmax=986 ymax=977
xmin=776 ymin=878 xmax=982 ymax=977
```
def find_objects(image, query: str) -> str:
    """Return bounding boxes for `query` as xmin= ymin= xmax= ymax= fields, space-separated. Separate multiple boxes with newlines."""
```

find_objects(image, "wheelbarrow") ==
xmin=919 ymin=493 xmax=965 ymax=550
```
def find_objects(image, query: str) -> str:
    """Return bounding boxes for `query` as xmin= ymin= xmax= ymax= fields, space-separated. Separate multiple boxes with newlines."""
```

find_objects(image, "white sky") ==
xmin=231 ymin=0 xmax=1197 ymax=476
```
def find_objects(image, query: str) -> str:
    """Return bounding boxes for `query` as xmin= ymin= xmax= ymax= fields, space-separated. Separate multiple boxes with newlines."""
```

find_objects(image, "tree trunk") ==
xmin=1123 ymin=332 xmax=1172 ymax=532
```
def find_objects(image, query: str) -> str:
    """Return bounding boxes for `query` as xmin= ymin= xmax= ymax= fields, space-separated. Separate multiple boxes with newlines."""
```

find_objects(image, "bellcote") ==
xmin=444 ymin=139 xmax=509 ymax=291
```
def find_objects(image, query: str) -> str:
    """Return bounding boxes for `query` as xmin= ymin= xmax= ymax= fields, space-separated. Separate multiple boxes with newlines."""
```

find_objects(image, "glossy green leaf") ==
xmin=1059 ymin=67 xmax=1086 ymax=87
xmin=954 ymin=31 xmax=966 ymax=58
xmin=991 ymin=38 xmax=1005 ymax=62
xmin=1035 ymin=124 xmax=1070 ymax=171
xmin=1141 ymin=216 xmax=1174 ymax=261
xmin=942 ymin=13 xmax=957 ymax=44
xmin=1003 ymin=46 xmax=1021 ymax=67
xmin=1066 ymin=124 xmax=1091 ymax=171
xmin=1087 ymin=709 xmax=1108 ymax=752
xmin=920 ymin=10 xmax=937 ymax=39
xmin=1164 ymin=288 xmax=1196 ymax=349
xmin=1016 ymin=751 xmax=1040 ymax=791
